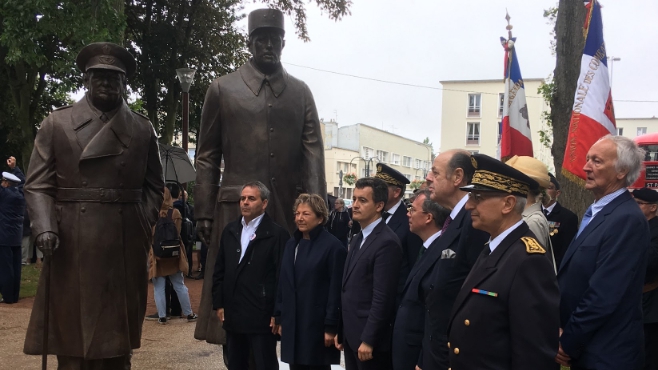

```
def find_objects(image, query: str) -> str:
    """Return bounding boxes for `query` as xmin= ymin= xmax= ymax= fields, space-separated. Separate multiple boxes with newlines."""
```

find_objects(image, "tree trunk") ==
xmin=551 ymin=0 xmax=592 ymax=218
xmin=161 ymin=79 xmax=179 ymax=145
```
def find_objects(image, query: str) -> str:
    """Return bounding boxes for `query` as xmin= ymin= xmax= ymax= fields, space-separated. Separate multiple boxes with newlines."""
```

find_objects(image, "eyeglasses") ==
xmin=467 ymin=192 xmax=507 ymax=203
xmin=635 ymin=201 xmax=654 ymax=206
xmin=407 ymin=206 xmax=427 ymax=215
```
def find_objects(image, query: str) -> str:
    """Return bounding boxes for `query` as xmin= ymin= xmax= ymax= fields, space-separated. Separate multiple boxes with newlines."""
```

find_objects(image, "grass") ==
xmin=20 ymin=264 xmax=41 ymax=299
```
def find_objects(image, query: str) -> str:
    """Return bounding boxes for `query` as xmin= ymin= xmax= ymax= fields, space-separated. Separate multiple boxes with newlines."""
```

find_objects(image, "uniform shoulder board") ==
xmin=132 ymin=110 xmax=150 ymax=120
xmin=521 ymin=237 xmax=545 ymax=254
xmin=54 ymin=105 xmax=72 ymax=111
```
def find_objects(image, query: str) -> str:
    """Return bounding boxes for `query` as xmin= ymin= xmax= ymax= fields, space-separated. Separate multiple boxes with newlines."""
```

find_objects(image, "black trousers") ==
xmin=344 ymin=337 xmax=392 ymax=370
xmin=57 ymin=354 xmax=131 ymax=370
xmin=165 ymin=277 xmax=181 ymax=316
xmin=646 ymin=322 xmax=658 ymax=370
xmin=0 ymin=246 xmax=21 ymax=303
xmin=225 ymin=331 xmax=278 ymax=370
xmin=289 ymin=365 xmax=331 ymax=370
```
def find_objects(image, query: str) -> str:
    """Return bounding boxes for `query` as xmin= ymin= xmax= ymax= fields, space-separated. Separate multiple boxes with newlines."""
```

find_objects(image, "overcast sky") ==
xmin=238 ymin=0 xmax=658 ymax=151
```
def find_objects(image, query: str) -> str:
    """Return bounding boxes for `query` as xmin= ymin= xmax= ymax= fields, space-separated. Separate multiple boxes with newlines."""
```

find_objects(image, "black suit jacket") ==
xmin=212 ymin=212 xmax=289 ymax=334
xmin=545 ymin=202 xmax=578 ymax=267
xmin=386 ymin=202 xmax=424 ymax=297
xmin=392 ymin=233 xmax=441 ymax=370
xmin=448 ymin=222 xmax=560 ymax=370
xmin=340 ymin=219 xmax=402 ymax=352
xmin=644 ymin=217 xmax=658 ymax=324
xmin=419 ymin=207 xmax=488 ymax=370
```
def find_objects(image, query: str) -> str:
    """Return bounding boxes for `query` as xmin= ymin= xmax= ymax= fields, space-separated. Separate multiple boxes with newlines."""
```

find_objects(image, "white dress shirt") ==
xmin=488 ymin=220 xmax=524 ymax=254
xmin=385 ymin=200 xmax=403 ymax=224
xmin=423 ymin=230 xmax=442 ymax=250
xmin=359 ymin=217 xmax=382 ymax=249
xmin=240 ymin=213 xmax=265 ymax=263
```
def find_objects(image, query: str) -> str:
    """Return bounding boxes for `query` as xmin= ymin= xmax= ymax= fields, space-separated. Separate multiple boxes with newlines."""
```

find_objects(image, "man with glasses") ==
xmin=447 ymin=154 xmax=559 ymax=370
xmin=631 ymin=188 xmax=658 ymax=370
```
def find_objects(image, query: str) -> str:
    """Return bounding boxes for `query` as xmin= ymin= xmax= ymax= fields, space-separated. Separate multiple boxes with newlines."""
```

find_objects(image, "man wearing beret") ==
xmin=632 ymin=188 xmax=658 ymax=370
xmin=541 ymin=173 xmax=578 ymax=268
xmin=374 ymin=163 xmax=423 ymax=294
xmin=447 ymin=154 xmax=559 ymax=370
xmin=0 ymin=166 xmax=26 ymax=304
xmin=194 ymin=8 xmax=326 ymax=347
xmin=23 ymin=42 xmax=164 ymax=369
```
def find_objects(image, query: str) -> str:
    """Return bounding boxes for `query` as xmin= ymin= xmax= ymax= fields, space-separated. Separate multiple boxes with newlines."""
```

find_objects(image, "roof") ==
xmin=340 ymin=123 xmax=432 ymax=147
xmin=439 ymin=78 xmax=546 ymax=84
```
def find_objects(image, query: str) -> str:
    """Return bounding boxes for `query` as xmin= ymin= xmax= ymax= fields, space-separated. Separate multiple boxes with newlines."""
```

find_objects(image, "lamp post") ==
xmin=176 ymin=68 xmax=196 ymax=154
xmin=349 ymin=156 xmax=374 ymax=178
xmin=607 ymin=56 xmax=620 ymax=88
xmin=339 ymin=170 xmax=344 ymax=198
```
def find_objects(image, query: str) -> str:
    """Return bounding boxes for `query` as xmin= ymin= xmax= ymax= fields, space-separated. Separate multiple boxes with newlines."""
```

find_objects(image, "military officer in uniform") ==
xmin=632 ymin=188 xmax=658 ymax=370
xmin=541 ymin=173 xmax=578 ymax=268
xmin=447 ymin=154 xmax=560 ymax=370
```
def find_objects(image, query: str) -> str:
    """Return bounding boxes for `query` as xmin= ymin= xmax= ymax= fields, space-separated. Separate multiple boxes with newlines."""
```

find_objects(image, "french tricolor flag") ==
xmin=499 ymin=37 xmax=533 ymax=162
xmin=563 ymin=0 xmax=616 ymax=183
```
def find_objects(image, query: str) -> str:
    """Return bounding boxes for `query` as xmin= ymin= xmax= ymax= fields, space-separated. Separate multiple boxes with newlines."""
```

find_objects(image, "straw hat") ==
xmin=505 ymin=156 xmax=551 ymax=190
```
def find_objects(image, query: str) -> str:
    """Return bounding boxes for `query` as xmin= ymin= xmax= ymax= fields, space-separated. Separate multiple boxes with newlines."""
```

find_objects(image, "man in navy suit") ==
xmin=419 ymin=149 xmax=489 ymax=370
xmin=337 ymin=177 xmax=402 ymax=370
xmin=542 ymin=173 xmax=578 ymax=267
xmin=375 ymin=163 xmax=423 ymax=294
xmin=557 ymin=135 xmax=649 ymax=370
xmin=392 ymin=189 xmax=449 ymax=370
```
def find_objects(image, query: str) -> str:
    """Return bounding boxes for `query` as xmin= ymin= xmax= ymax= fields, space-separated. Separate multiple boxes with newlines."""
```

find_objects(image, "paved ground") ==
xmin=1 ymin=271 xmax=343 ymax=369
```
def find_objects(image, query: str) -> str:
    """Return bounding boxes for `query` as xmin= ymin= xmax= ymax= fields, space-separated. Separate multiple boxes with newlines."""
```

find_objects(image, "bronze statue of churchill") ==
xmin=23 ymin=42 xmax=164 ymax=369
xmin=194 ymin=8 xmax=326 ymax=344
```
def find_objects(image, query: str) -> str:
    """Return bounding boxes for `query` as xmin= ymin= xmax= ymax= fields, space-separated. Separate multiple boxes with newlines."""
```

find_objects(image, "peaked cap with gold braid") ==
xmin=460 ymin=154 xmax=538 ymax=197
xmin=374 ymin=162 xmax=410 ymax=187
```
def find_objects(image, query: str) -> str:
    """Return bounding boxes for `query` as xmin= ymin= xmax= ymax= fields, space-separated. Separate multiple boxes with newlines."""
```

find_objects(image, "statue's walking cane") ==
xmin=41 ymin=254 xmax=51 ymax=370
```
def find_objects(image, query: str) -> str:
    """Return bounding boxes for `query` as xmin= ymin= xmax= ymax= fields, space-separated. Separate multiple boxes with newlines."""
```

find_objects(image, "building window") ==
xmin=423 ymin=160 xmax=431 ymax=170
xmin=467 ymin=122 xmax=480 ymax=145
xmin=468 ymin=94 xmax=481 ymax=117
xmin=415 ymin=159 xmax=422 ymax=168
xmin=391 ymin=154 xmax=400 ymax=165
xmin=404 ymin=174 xmax=411 ymax=180
xmin=617 ymin=127 xmax=624 ymax=136
xmin=402 ymin=156 xmax=412 ymax=167
xmin=637 ymin=127 xmax=647 ymax=136
xmin=469 ymin=150 xmax=480 ymax=155
xmin=363 ymin=146 xmax=373 ymax=159
xmin=376 ymin=150 xmax=389 ymax=163
xmin=498 ymin=93 xmax=505 ymax=117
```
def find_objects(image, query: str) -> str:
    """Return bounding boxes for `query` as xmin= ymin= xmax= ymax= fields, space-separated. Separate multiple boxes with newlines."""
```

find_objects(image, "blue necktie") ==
xmin=576 ymin=206 xmax=594 ymax=238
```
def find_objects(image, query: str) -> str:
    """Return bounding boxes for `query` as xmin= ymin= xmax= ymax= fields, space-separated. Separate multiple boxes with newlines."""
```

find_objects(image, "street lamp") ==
xmin=176 ymin=67 xmax=196 ymax=154
xmin=607 ymin=56 xmax=620 ymax=88
xmin=349 ymin=156 xmax=374 ymax=178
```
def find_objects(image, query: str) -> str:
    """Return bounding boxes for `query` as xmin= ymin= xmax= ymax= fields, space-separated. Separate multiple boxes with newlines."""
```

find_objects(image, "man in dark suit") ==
xmin=448 ymin=154 xmax=560 ymax=370
xmin=557 ymin=135 xmax=649 ymax=370
xmin=375 ymin=163 xmax=423 ymax=293
xmin=212 ymin=181 xmax=289 ymax=370
xmin=632 ymin=188 xmax=658 ymax=370
xmin=419 ymin=149 xmax=489 ymax=370
xmin=542 ymin=173 xmax=578 ymax=267
xmin=392 ymin=189 xmax=449 ymax=370
xmin=337 ymin=177 xmax=402 ymax=370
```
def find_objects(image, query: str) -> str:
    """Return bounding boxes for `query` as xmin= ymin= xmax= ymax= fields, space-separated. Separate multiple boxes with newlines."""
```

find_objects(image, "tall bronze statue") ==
xmin=23 ymin=42 xmax=164 ymax=369
xmin=194 ymin=8 xmax=326 ymax=344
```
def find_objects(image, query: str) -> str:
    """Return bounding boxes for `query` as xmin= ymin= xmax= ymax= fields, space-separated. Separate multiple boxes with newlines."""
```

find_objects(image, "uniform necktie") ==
xmin=576 ymin=206 xmax=594 ymax=238
xmin=543 ymin=208 xmax=550 ymax=217
xmin=441 ymin=216 xmax=453 ymax=234
xmin=382 ymin=211 xmax=391 ymax=222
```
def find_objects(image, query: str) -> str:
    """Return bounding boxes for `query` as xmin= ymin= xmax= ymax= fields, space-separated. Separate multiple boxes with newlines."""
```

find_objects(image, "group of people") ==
xmin=0 ymin=156 xmax=26 ymax=304
xmin=9 ymin=5 xmax=658 ymax=370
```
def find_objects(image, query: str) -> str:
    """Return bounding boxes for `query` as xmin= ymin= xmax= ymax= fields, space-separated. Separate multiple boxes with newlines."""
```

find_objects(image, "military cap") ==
xmin=505 ymin=155 xmax=551 ymax=190
xmin=248 ymin=8 xmax=285 ymax=36
xmin=76 ymin=42 xmax=136 ymax=77
xmin=633 ymin=188 xmax=658 ymax=203
xmin=374 ymin=163 xmax=410 ymax=188
xmin=1 ymin=172 xmax=20 ymax=183
xmin=460 ymin=154 xmax=538 ymax=198
xmin=548 ymin=173 xmax=560 ymax=190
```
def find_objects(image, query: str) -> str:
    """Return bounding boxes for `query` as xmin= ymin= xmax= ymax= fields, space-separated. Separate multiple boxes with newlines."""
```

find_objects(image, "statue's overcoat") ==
xmin=23 ymin=97 xmax=164 ymax=359
xmin=194 ymin=61 xmax=326 ymax=343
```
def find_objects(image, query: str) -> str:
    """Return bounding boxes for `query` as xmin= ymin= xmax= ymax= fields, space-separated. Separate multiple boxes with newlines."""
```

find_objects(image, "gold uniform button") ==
xmin=454 ymin=348 xmax=460 ymax=355
xmin=464 ymin=319 xmax=470 ymax=326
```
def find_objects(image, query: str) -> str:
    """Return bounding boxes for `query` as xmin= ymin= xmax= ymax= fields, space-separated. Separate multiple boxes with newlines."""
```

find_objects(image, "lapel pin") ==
xmin=250 ymin=233 xmax=256 ymax=241
xmin=472 ymin=288 xmax=498 ymax=297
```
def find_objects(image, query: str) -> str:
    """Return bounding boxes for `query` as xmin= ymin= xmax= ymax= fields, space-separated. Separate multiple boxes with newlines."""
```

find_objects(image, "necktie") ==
xmin=382 ymin=211 xmax=391 ymax=222
xmin=543 ymin=208 xmax=550 ymax=217
xmin=350 ymin=232 xmax=363 ymax=252
xmin=416 ymin=246 xmax=427 ymax=262
xmin=576 ymin=206 xmax=594 ymax=238
xmin=441 ymin=216 xmax=453 ymax=234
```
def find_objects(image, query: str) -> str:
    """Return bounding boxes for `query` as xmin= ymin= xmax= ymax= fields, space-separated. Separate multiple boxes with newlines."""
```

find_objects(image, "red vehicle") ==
xmin=632 ymin=132 xmax=658 ymax=189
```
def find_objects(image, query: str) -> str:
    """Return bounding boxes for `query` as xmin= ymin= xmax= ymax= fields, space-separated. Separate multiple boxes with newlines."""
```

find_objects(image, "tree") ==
xmin=549 ymin=0 xmax=592 ymax=216
xmin=0 ymin=0 xmax=125 ymax=171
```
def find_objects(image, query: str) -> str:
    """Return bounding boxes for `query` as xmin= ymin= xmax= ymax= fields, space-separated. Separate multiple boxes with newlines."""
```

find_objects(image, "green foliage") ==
xmin=543 ymin=5 xmax=559 ymax=55
xmin=20 ymin=264 xmax=41 ymax=299
xmin=410 ymin=179 xmax=424 ymax=190
xmin=259 ymin=0 xmax=352 ymax=41
xmin=537 ymin=77 xmax=556 ymax=150
xmin=343 ymin=172 xmax=356 ymax=186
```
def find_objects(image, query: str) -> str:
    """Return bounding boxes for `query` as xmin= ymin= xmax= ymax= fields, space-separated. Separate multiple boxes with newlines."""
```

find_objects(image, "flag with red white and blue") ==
xmin=499 ymin=36 xmax=533 ymax=162
xmin=562 ymin=0 xmax=616 ymax=184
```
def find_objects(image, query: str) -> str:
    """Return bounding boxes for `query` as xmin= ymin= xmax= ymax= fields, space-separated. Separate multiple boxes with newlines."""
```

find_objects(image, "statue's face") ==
xmin=84 ymin=69 xmax=125 ymax=112
xmin=248 ymin=28 xmax=285 ymax=74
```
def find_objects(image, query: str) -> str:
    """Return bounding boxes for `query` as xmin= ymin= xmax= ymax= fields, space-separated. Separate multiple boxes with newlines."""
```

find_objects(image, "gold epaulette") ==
xmin=521 ymin=237 xmax=545 ymax=254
